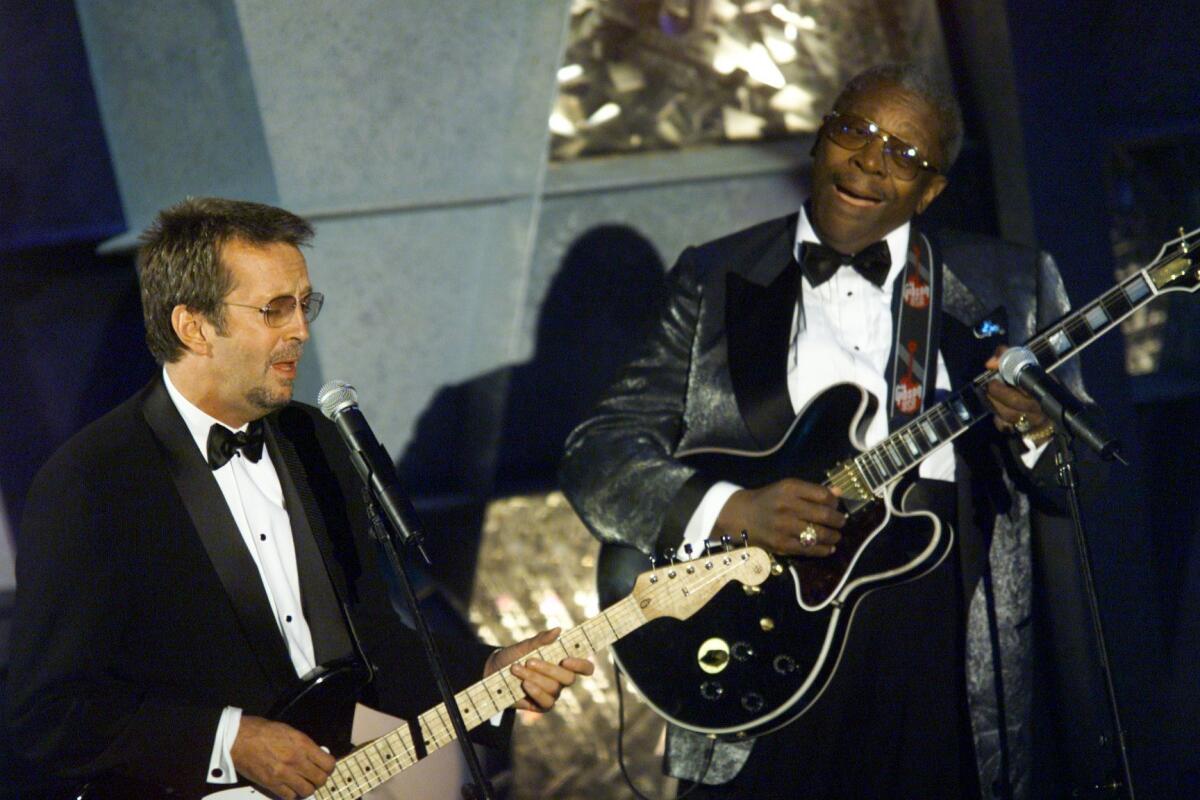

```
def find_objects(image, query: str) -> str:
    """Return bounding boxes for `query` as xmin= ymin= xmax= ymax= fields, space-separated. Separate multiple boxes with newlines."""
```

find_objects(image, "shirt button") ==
xmin=286 ymin=615 xmax=293 ymax=622
xmin=211 ymin=768 xmax=223 ymax=778
xmin=260 ymin=534 xmax=267 ymax=541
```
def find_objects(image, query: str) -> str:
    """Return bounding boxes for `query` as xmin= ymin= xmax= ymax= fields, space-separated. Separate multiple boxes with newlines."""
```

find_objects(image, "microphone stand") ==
xmin=361 ymin=488 xmax=496 ymax=800
xmin=1052 ymin=429 xmax=1135 ymax=800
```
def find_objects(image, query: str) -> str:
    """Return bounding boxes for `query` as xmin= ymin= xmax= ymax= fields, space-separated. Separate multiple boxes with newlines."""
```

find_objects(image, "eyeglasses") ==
xmin=224 ymin=292 xmax=324 ymax=328
xmin=820 ymin=112 xmax=940 ymax=181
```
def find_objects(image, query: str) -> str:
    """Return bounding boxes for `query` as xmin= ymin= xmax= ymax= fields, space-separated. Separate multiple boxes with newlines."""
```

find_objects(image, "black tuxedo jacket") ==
xmin=560 ymin=212 xmax=1085 ymax=785
xmin=3 ymin=376 xmax=492 ymax=795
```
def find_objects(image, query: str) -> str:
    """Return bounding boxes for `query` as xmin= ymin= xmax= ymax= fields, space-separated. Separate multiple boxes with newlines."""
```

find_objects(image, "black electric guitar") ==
xmin=603 ymin=227 xmax=1200 ymax=739
xmin=80 ymin=546 xmax=772 ymax=799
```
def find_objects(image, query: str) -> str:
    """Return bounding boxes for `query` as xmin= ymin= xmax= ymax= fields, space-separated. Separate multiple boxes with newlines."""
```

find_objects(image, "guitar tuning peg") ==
xmin=740 ymin=530 xmax=749 ymax=547
xmin=720 ymin=534 xmax=732 ymax=551
xmin=664 ymin=546 xmax=676 ymax=565
xmin=1181 ymin=228 xmax=1190 ymax=253
xmin=684 ymin=543 xmax=694 ymax=558
xmin=703 ymin=539 xmax=713 ymax=556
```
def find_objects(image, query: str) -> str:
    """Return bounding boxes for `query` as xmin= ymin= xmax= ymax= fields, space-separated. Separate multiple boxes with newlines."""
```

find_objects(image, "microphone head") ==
xmin=997 ymin=346 xmax=1038 ymax=386
xmin=317 ymin=379 xmax=358 ymax=419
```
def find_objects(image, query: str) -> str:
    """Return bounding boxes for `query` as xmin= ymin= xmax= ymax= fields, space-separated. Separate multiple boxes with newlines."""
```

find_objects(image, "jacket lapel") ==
xmin=725 ymin=215 xmax=801 ymax=448
xmin=141 ymin=377 xmax=296 ymax=690
xmin=265 ymin=414 xmax=354 ymax=663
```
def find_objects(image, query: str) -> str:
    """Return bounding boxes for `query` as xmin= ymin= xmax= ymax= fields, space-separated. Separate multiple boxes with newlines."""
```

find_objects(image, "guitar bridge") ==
xmin=827 ymin=461 xmax=876 ymax=508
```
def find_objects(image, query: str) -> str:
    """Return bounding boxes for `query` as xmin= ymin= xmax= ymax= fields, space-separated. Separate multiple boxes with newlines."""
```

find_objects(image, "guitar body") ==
xmin=604 ymin=383 xmax=954 ymax=738
xmin=78 ymin=659 xmax=369 ymax=799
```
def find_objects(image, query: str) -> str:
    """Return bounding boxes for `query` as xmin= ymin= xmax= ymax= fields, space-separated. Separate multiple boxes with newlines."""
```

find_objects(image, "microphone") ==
xmin=996 ymin=347 xmax=1122 ymax=461
xmin=318 ymin=380 xmax=425 ymax=545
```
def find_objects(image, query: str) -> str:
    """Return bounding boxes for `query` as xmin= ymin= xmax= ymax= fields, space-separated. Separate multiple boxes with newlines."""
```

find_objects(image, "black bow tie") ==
xmin=801 ymin=240 xmax=891 ymax=288
xmin=207 ymin=422 xmax=265 ymax=470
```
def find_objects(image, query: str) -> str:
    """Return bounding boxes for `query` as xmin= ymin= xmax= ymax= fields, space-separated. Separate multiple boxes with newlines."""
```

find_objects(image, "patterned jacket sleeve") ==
xmin=559 ymin=248 xmax=714 ymax=555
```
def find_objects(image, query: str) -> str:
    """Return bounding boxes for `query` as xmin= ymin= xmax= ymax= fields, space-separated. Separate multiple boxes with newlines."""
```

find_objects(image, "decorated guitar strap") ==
xmin=884 ymin=230 xmax=942 ymax=432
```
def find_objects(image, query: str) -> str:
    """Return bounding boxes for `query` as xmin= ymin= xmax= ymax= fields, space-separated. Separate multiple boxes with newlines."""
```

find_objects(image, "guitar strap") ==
xmin=884 ymin=230 xmax=942 ymax=432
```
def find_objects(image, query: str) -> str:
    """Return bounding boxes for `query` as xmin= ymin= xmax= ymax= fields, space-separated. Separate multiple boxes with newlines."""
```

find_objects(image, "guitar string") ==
xmin=316 ymin=556 xmax=759 ymax=798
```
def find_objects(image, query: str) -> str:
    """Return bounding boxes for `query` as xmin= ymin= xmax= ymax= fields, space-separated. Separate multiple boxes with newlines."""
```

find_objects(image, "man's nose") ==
xmin=852 ymin=135 xmax=888 ymax=176
xmin=283 ymin=303 xmax=311 ymax=341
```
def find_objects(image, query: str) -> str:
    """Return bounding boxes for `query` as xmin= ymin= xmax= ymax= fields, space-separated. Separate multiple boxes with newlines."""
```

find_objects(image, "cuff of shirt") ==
xmin=680 ymin=481 xmax=743 ymax=559
xmin=207 ymin=706 xmax=242 ymax=784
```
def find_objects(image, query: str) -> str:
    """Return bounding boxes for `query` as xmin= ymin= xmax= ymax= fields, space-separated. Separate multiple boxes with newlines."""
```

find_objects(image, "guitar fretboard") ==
xmin=850 ymin=267 xmax=1165 ymax=492
xmin=313 ymin=592 xmax=647 ymax=799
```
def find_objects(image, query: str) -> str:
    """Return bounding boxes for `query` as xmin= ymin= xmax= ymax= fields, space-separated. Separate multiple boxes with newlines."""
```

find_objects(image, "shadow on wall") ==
xmin=396 ymin=225 xmax=668 ymax=602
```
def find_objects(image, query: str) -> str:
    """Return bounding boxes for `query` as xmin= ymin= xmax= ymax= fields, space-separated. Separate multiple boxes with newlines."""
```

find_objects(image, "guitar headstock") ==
xmin=1147 ymin=226 xmax=1200 ymax=293
xmin=631 ymin=546 xmax=773 ymax=622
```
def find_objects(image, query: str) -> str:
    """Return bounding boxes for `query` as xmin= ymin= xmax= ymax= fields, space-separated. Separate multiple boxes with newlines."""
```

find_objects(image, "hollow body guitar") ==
xmin=604 ymin=227 xmax=1200 ymax=739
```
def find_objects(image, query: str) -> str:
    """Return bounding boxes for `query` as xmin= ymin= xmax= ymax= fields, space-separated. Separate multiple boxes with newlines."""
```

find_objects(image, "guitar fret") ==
xmin=1102 ymin=287 xmax=1133 ymax=320
xmin=1083 ymin=302 xmax=1111 ymax=332
xmin=1045 ymin=327 xmax=1073 ymax=357
xmin=1064 ymin=315 xmax=1093 ymax=345
xmin=873 ymin=450 xmax=892 ymax=482
xmin=855 ymin=454 xmax=880 ymax=487
xmin=1123 ymin=273 xmax=1152 ymax=303
xmin=467 ymin=682 xmax=499 ymax=719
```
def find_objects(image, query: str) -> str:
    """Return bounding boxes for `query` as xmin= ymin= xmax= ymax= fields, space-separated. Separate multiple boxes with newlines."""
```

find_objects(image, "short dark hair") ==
xmin=834 ymin=62 xmax=964 ymax=171
xmin=137 ymin=197 xmax=314 ymax=364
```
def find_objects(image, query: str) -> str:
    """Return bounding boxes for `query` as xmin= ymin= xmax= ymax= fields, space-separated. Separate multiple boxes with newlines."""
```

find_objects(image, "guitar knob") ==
xmin=700 ymin=681 xmax=724 ymax=701
xmin=731 ymin=641 xmax=754 ymax=662
xmin=740 ymin=692 xmax=764 ymax=712
xmin=773 ymin=654 xmax=797 ymax=674
xmin=742 ymin=584 xmax=761 ymax=596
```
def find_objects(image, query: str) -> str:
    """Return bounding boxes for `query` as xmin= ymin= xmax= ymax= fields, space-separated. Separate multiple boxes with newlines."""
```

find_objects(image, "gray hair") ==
xmin=834 ymin=62 xmax=964 ymax=171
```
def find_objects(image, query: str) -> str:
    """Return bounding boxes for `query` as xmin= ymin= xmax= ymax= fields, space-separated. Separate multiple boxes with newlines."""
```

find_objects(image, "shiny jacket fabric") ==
xmin=561 ymin=213 xmax=1083 ymax=796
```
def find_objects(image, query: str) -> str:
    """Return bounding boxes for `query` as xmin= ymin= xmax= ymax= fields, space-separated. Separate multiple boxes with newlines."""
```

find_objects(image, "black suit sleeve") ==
xmin=560 ymin=248 xmax=716 ymax=555
xmin=4 ymin=454 xmax=222 ymax=790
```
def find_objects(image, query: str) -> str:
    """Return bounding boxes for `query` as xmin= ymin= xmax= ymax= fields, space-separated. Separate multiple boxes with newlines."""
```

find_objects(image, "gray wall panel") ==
xmin=233 ymin=0 xmax=569 ymax=211
xmin=295 ymin=199 xmax=536 ymax=455
xmin=75 ymin=0 xmax=278 ymax=232
xmin=522 ymin=170 xmax=806 ymax=360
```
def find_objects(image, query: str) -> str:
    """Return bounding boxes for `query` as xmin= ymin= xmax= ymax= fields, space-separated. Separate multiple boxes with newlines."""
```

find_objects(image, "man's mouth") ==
xmin=271 ymin=360 xmax=297 ymax=378
xmin=834 ymin=182 xmax=883 ymax=207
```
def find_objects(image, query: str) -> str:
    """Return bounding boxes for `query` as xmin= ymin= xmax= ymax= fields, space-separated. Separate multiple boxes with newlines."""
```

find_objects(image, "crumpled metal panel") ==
xmin=551 ymin=0 xmax=947 ymax=160
xmin=471 ymin=491 xmax=674 ymax=798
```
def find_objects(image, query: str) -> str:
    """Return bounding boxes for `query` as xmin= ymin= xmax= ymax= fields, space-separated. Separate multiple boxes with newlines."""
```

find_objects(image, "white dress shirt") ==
xmin=163 ymin=370 xmax=316 ymax=784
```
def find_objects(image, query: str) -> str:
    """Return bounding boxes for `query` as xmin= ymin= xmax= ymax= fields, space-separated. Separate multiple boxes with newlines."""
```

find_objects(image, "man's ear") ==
xmin=171 ymin=304 xmax=212 ymax=356
xmin=915 ymin=174 xmax=949 ymax=215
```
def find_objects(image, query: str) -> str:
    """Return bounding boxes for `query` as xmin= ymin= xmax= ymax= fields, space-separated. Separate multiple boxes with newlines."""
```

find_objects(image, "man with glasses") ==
xmin=562 ymin=64 xmax=1080 ymax=797
xmin=5 ymin=197 xmax=592 ymax=799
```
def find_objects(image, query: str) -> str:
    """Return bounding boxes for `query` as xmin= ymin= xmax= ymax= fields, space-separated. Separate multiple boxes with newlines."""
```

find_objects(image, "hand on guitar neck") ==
xmin=483 ymin=627 xmax=596 ymax=712
xmin=714 ymin=479 xmax=846 ymax=558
